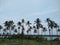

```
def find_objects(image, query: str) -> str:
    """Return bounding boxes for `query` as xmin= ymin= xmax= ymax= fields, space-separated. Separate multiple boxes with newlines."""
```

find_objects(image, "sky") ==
xmin=0 ymin=0 xmax=60 ymax=25
xmin=0 ymin=0 xmax=60 ymax=35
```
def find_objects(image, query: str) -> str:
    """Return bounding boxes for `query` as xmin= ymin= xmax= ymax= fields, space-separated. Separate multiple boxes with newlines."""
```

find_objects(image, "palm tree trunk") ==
xmin=18 ymin=29 xmax=20 ymax=34
xmin=9 ymin=27 xmax=11 ymax=39
xmin=38 ymin=29 xmax=40 ymax=41
xmin=49 ymin=29 xmax=53 ymax=45
xmin=56 ymin=30 xmax=58 ymax=39
xmin=51 ymin=29 xmax=53 ymax=40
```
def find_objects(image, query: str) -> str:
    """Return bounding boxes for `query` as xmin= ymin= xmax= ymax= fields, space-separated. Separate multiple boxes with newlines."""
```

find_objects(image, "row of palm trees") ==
xmin=0 ymin=18 xmax=60 ymax=36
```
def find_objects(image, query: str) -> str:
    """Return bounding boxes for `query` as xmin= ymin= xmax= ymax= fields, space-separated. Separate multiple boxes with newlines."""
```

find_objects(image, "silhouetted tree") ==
xmin=26 ymin=21 xmax=32 ymax=35
xmin=17 ymin=21 xmax=22 ymax=34
xmin=46 ymin=18 xmax=59 ymax=45
xmin=0 ymin=25 xmax=3 ymax=37
xmin=34 ymin=18 xmax=41 ymax=35
xmin=21 ymin=19 xmax=25 ymax=35
xmin=0 ymin=25 xmax=3 ymax=34
xmin=4 ymin=20 xmax=14 ymax=35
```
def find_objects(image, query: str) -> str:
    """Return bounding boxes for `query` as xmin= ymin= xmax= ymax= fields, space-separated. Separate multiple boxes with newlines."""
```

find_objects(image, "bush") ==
xmin=53 ymin=38 xmax=59 ymax=41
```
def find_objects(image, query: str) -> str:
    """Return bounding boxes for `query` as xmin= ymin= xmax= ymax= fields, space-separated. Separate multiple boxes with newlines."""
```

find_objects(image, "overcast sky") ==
xmin=0 ymin=0 xmax=60 ymax=25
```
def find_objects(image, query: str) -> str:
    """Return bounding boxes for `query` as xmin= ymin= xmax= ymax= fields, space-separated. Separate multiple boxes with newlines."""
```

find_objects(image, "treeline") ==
xmin=0 ymin=18 xmax=60 ymax=38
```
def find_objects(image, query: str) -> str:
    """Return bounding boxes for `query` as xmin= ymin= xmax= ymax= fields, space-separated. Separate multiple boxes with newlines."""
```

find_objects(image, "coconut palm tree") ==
xmin=34 ymin=18 xmax=40 ymax=35
xmin=46 ymin=18 xmax=59 ymax=45
xmin=17 ymin=21 xmax=22 ymax=34
xmin=17 ymin=19 xmax=25 ymax=44
xmin=34 ymin=18 xmax=43 ymax=36
xmin=46 ymin=18 xmax=54 ymax=39
xmin=34 ymin=18 xmax=43 ymax=41
xmin=17 ymin=19 xmax=25 ymax=35
xmin=4 ymin=20 xmax=14 ymax=35
xmin=0 ymin=25 xmax=3 ymax=37
xmin=9 ymin=20 xmax=14 ymax=34
xmin=42 ymin=27 xmax=47 ymax=35
xmin=21 ymin=19 xmax=25 ymax=35
xmin=0 ymin=25 xmax=3 ymax=34
xmin=26 ymin=21 xmax=31 ymax=35
xmin=21 ymin=25 xmax=25 ymax=35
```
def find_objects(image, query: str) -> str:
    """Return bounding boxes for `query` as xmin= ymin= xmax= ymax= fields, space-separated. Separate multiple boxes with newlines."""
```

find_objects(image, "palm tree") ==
xmin=35 ymin=18 xmax=41 ymax=35
xmin=4 ymin=20 xmax=14 ymax=35
xmin=46 ymin=18 xmax=59 ymax=45
xmin=42 ymin=27 xmax=47 ymax=35
xmin=17 ymin=19 xmax=25 ymax=35
xmin=35 ymin=18 xmax=44 ymax=35
xmin=26 ymin=21 xmax=31 ymax=35
xmin=46 ymin=18 xmax=54 ymax=40
xmin=34 ymin=18 xmax=43 ymax=41
xmin=0 ymin=25 xmax=3 ymax=34
xmin=21 ymin=25 xmax=25 ymax=35
xmin=17 ymin=21 xmax=22 ymax=34
xmin=9 ymin=20 xmax=14 ymax=35
xmin=0 ymin=25 xmax=3 ymax=37
xmin=17 ymin=19 xmax=25 ymax=45
xmin=21 ymin=19 xmax=25 ymax=35
xmin=20 ymin=25 xmax=25 ymax=45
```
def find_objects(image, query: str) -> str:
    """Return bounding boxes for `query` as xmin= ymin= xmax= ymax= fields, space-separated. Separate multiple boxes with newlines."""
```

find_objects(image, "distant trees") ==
xmin=0 ymin=18 xmax=59 ymax=40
